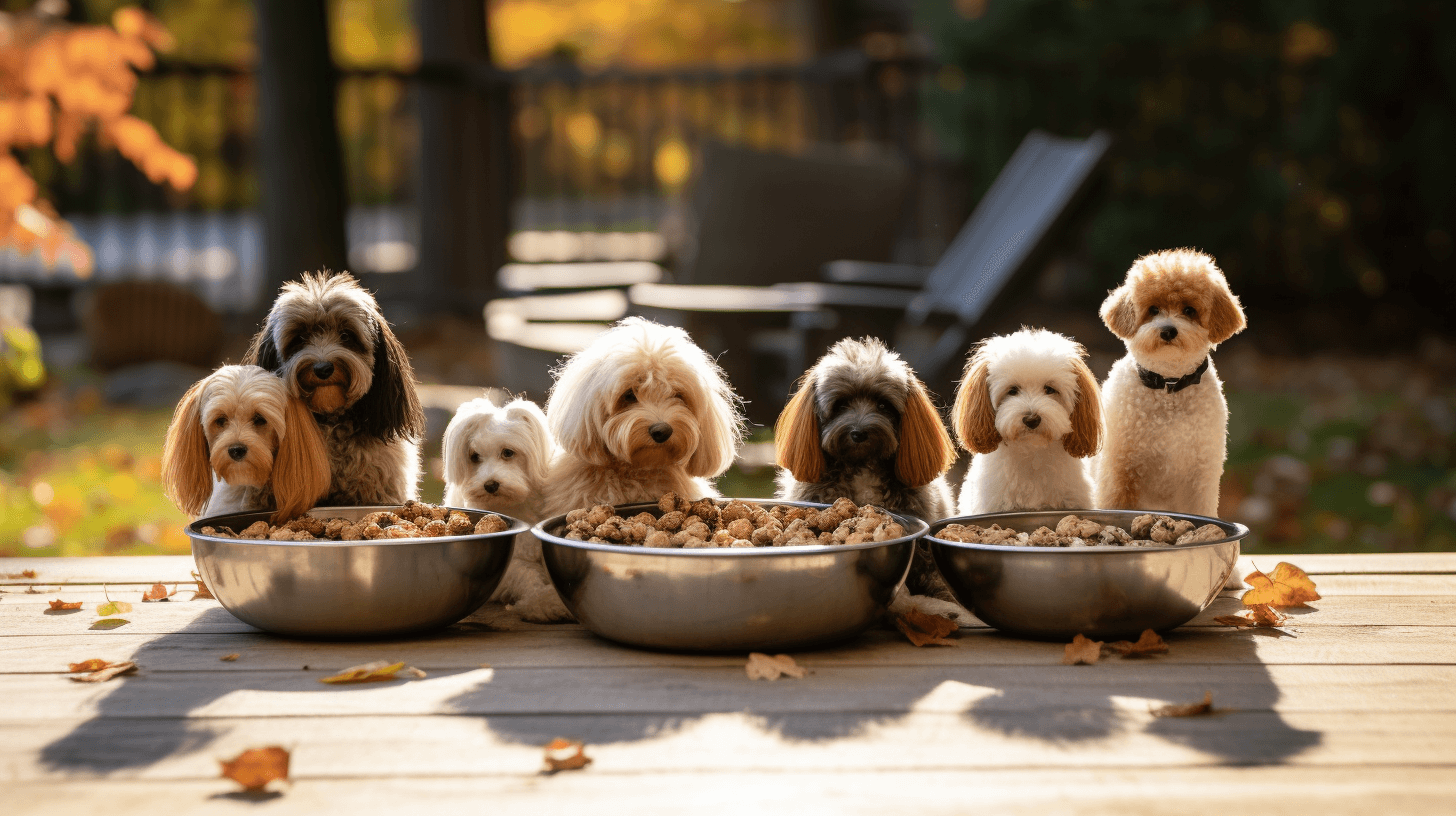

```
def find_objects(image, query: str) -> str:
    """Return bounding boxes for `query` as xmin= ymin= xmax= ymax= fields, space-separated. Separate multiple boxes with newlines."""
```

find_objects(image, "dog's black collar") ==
xmin=1137 ymin=357 xmax=1209 ymax=393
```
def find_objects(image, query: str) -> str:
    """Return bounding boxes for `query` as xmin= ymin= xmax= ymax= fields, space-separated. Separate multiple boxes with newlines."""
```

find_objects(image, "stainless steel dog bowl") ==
xmin=533 ymin=500 xmax=926 ymax=652
xmin=928 ymin=510 xmax=1246 ymax=641
xmin=188 ymin=506 xmax=524 ymax=639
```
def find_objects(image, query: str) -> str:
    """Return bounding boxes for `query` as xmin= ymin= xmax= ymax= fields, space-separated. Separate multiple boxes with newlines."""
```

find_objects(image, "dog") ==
xmin=1094 ymin=248 xmax=1246 ymax=517
xmin=774 ymin=336 xmax=959 ymax=607
xmin=953 ymin=328 xmax=1102 ymax=515
xmin=162 ymin=365 xmax=331 ymax=523
xmin=243 ymin=271 xmax=424 ymax=506
xmin=543 ymin=317 xmax=745 ymax=516
xmin=442 ymin=396 xmax=564 ymax=622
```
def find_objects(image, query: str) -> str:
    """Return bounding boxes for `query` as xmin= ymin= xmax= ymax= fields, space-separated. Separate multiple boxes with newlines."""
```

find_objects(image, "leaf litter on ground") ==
xmin=318 ymin=660 xmax=426 ymax=684
xmin=48 ymin=599 xmax=82 ymax=610
xmin=1242 ymin=562 xmax=1320 ymax=608
xmin=542 ymin=738 xmax=593 ymax=774
xmin=1151 ymin=691 xmax=1215 ymax=718
xmin=67 ymin=659 xmax=137 ymax=682
xmin=1064 ymin=629 xmax=1170 ymax=664
xmin=220 ymin=653 xmax=240 ymax=662
xmin=141 ymin=582 xmax=176 ymax=602
xmin=220 ymin=746 xmax=290 ymax=792
xmin=893 ymin=607 xmax=958 ymax=647
xmin=1105 ymin=629 xmax=1169 ymax=658
xmin=745 ymin=652 xmax=807 ymax=680
xmin=4 ymin=570 xmax=38 ymax=579
xmin=1062 ymin=634 xmax=1104 ymax=665
xmin=1214 ymin=603 xmax=1288 ymax=629
xmin=191 ymin=571 xmax=215 ymax=600
xmin=90 ymin=619 xmax=130 ymax=630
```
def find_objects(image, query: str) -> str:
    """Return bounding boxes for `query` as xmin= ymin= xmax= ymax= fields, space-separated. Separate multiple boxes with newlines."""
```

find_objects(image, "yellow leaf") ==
xmin=68 ymin=660 xmax=137 ymax=682
xmin=1062 ymin=633 xmax=1103 ymax=665
xmin=893 ymin=607 xmax=958 ymax=647
xmin=90 ymin=618 xmax=130 ymax=630
xmin=96 ymin=600 xmax=132 ymax=616
xmin=1242 ymin=562 xmax=1320 ymax=608
xmin=220 ymin=653 xmax=240 ymax=662
xmin=318 ymin=660 xmax=422 ymax=684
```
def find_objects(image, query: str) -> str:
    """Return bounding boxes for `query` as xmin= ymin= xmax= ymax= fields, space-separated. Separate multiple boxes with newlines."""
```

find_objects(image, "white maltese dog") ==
xmin=163 ymin=365 xmax=331 ymax=524
xmin=1095 ymin=248 xmax=1245 ymax=516
xmin=543 ymin=317 xmax=745 ymax=515
xmin=953 ymin=328 xmax=1102 ymax=515
xmin=442 ymin=396 xmax=566 ymax=622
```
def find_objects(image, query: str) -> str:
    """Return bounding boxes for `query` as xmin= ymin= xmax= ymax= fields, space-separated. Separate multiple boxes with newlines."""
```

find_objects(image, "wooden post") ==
xmin=413 ymin=0 xmax=510 ymax=314
xmin=254 ymin=0 xmax=349 ymax=303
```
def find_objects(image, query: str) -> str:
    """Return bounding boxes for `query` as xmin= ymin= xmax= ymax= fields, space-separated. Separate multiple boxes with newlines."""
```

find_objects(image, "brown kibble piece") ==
xmin=446 ymin=512 xmax=474 ymax=536
xmin=475 ymin=514 xmax=509 ymax=535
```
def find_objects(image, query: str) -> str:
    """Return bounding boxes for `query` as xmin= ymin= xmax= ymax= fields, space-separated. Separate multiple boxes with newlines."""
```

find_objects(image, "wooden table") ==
xmin=4 ymin=553 xmax=1453 ymax=814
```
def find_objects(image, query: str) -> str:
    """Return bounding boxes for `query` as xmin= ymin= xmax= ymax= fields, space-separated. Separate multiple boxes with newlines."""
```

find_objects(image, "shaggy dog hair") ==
xmin=543 ymin=317 xmax=745 ymax=517
xmin=163 ymin=365 xmax=331 ymax=523
xmin=1095 ymin=248 xmax=1246 ymax=516
xmin=954 ymin=328 xmax=1102 ymax=515
xmin=244 ymin=271 xmax=424 ymax=506
xmin=774 ymin=337 xmax=958 ymax=604
xmin=443 ymin=396 xmax=564 ymax=622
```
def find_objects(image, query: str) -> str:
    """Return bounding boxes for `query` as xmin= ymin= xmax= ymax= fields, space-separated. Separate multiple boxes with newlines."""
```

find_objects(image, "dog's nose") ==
xmin=1159 ymin=326 xmax=1178 ymax=342
xmin=483 ymin=480 xmax=500 ymax=494
xmin=1022 ymin=415 xmax=1041 ymax=430
xmin=312 ymin=360 xmax=335 ymax=379
xmin=227 ymin=444 xmax=248 ymax=461
xmin=649 ymin=423 xmax=673 ymax=443
xmin=849 ymin=429 xmax=868 ymax=443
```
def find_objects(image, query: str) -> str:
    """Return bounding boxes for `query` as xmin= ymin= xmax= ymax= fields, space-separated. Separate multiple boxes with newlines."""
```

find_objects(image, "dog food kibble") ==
xmin=200 ymin=501 xmax=512 ymax=541
xmin=938 ymin=514 xmax=1227 ymax=548
xmin=559 ymin=493 xmax=905 ymax=549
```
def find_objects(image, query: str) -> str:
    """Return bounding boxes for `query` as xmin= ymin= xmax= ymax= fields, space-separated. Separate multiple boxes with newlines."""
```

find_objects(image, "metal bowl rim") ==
xmin=186 ymin=505 xmax=530 ymax=548
xmin=925 ymin=508 xmax=1249 ymax=553
xmin=533 ymin=499 xmax=928 ymax=557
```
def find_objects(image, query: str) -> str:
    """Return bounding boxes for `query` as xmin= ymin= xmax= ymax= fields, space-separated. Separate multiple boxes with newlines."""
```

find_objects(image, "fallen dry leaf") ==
xmin=48 ymin=599 xmax=82 ymax=610
xmin=96 ymin=600 xmax=132 ymax=616
xmin=318 ymin=660 xmax=425 ymax=684
xmin=542 ymin=738 xmax=592 ymax=773
xmin=1242 ymin=562 xmax=1320 ymax=608
xmin=220 ymin=746 xmax=290 ymax=792
xmin=68 ymin=660 xmax=137 ymax=682
xmin=220 ymin=653 xmax=240 ymax=662
xmin=745 ymin=652 xmax=807 ymax=680
xmin=4 ymin=570 xmax=38 ymax=579
xmin=1151 ymin=691 xmax=1214 ymax=718
xmin=1062 ymin=633 xmax=1103 ymax=665
xmin=893 ymin=607 xmax=958 ymax=647
xmin=141 ymin=583 xmax=174 ymax=602
xmin=192 ymin=571 xmax=215 ymax=600
xmin=25 ymin=585 xmax=43 ymax=593
xmin=1106 ymin=629 xmax=1169 ymax=658
xmin=90 ymin=618 xmax=130 ymax=630
xmin=1214 ymin=603 xmax=1288 ymax=629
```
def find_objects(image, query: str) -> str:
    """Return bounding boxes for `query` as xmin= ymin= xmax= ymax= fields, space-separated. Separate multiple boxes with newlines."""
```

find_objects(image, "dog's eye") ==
xmin=469 ymin=451 xmax=480 ymax=464
xmin=673 ymin=391 xmax=684 ymax=401
xmin=252 ymin=414 xmax=267 ymax=426
xmin=1148 ymin=306 xmax=1160 ymax=316
xmin=877 ymin=400 xmax=892 ymax=414
xmin=1007 ymin=386 xmax=1020 ymax=397
xmin=340 ymin=330 xmax=353 ymax=343
xmin=214 ymin=417 xmax=228 ymax=428
xmin=1044 ymin=385 xmax=1057 ymax=395
xmin=501 ymin=448 xmax=515 ymax=459
xmin=1183 ymin=306 xmax=1197 ymax=318
xmin=623 ymin=390 xmax=637 ymax=404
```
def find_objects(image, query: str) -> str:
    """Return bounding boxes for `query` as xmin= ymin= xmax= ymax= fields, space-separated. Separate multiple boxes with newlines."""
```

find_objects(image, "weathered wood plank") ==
xmin=4 ymin=709 xmax=1455 ymax=780
xmin=7 ymin=767 xmax=1454 ymax=816
xmin=1 ymin=664 xmax=1452 ymax=721
xmin=1235 ymin=552 xmax=1456 ymax=575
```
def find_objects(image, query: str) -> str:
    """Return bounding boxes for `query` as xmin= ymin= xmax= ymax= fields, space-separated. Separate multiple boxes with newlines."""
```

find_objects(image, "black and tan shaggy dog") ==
xmin=774 ymin=337 xmax=960 ymax=605
xmin=243 ymin=271 xmax=424 ymax=505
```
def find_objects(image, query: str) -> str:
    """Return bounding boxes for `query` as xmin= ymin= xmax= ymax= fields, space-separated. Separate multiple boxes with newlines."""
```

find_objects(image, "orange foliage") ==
xmin=1242 ymin=562 xmax=1321 ymax=608
xmin=0 ymin=6 xmax=194 ymax=272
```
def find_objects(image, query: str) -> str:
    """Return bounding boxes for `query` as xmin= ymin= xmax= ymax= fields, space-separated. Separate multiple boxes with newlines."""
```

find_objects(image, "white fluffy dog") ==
xmin=442 ymin=396 xmax=564 ymax=621
xmin=163 ymin=365 xmax=331 ymax=524
xmin=1095 ymin=248 xmax=1246 ymax=516
xmin=543 ymin=317 xmax=745 ymax=515
xmin=953 ymin=328 xmax=1102 ymax=515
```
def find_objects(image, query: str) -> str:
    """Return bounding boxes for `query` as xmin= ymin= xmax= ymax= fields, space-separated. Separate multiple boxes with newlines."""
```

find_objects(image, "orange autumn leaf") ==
xmin=5 ymin=570 xmax=38 ymax=579
xmin=220 ymin=746 xmax=290 ymax=792
xmin=141 ymin=582 xmax=173 ymax=602
xmin=220 ymin=653 xmax=240 ymax=662
xmin=1106 ymin=629 xmax=1169 ymax=658
xmin=1151 ymin=691 xmax=1214 ymax=718
xmin=1214 ymin=603 xmax=1287 ymax=629
xmin=542 ymin=738 xmax=592 ymax=773
xmin=1062 ymin=633 xmax=1103 ymax=665
xmin=48 ymin=599 xmax=82 ymax=610
xmin=68 ymin=658 xmax=110 ymax=673
xmin=1242 ymin=562 xmax=1320 ymax=608
xmin=318 ymin=660 xmax=425 ymax=684
xmin=745 ymin=652 xmax=807 ymax=680
xmin=68 ymin=659 xmax=137 ymax=682
xmin=893 ymin=607 xmax=958 ymax=647
xmin=191 ymin=570 xmax=215 ymax=600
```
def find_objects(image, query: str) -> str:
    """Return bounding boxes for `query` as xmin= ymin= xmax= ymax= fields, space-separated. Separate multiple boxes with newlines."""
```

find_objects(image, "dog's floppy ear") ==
xmin=242 ymin=315 xmax=282 ymax=372
xmin=895 ymin=379 xmax=956 ymax=488
xmin=269 ymin=395 xmax=332 ymax=523
xmin=441 ymin=402 xmax=481 ymax=489
xmin=684 ymin=360 xmax=744 ymax=479
xmin=506 ymin=399 xmax=558 ymax=485
xmin=1062 ymin=355 xmax=1103 ymax=459
xmin=1204 ymin=273 xmax=1246 ymax=345
xmin=775 ymin=378 xmax=825 ymax=484
xmin=161 ymin=379 xmax=214 ymax=517
xmin=952 ymin=350 xmax=1001 ymax=455
xmin=1099 ymin=282 xmax=1139 ymax=340
xmin=352 ymin=315 xmax=425 ymax=441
